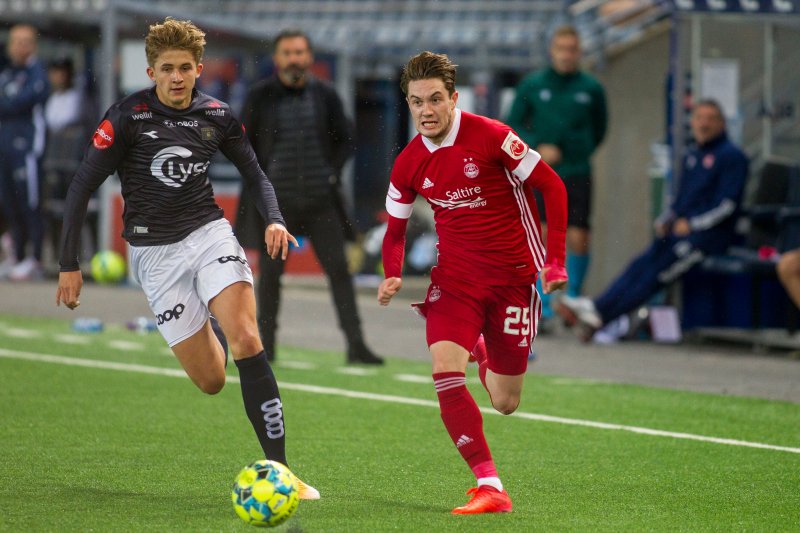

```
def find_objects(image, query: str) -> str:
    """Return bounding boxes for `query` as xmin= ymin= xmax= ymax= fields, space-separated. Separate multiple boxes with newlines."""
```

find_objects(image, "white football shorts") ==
xmin=129 ymin=218 xmax=254 ymax=347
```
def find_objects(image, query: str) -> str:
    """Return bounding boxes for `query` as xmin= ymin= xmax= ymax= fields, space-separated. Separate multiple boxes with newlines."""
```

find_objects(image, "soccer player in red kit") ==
xmin=378 ymin=52 xmax=569 ymax=514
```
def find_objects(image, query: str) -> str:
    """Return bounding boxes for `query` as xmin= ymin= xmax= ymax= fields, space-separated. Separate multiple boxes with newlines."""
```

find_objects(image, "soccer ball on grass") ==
xmin=90 ymin=250 xmax=126 ymax=284
xmin=231 ymin=460 xmax=299 ymax=527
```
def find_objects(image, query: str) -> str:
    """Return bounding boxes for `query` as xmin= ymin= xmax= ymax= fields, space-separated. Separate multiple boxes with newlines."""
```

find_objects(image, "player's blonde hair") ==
xmin=144 ymin=17 xmax=206 ymax=67
xmin=400 ymin=51 xmax=457 ymax=96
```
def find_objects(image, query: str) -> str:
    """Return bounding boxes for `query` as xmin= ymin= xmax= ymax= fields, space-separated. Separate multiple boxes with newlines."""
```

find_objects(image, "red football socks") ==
xmin=433 ymin=372 xmax=495 ymax=476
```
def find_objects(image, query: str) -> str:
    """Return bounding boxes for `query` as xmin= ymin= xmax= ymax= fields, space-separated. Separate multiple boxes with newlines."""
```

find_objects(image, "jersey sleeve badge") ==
xmin=92 ymin=119 xmax=115 ymax=150
xmin=501 ymin=131 xmax=528 ymax=160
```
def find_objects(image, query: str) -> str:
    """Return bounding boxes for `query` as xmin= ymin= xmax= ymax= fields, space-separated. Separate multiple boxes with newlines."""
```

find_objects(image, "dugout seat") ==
xmin=693 ymin=157 xmax=800 ymax=334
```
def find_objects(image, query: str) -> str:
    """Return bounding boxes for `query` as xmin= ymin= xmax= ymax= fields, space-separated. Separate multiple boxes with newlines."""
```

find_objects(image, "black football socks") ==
xmin=234 ymin=351 xmax=288 ymax=466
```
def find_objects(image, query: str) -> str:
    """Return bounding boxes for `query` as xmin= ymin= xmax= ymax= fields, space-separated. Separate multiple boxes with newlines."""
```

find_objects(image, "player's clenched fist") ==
xmin=378 ymin=277 xmax=403 ymax=306
xmin=265 ymin=223 xmax=299 ymax=260
xmin=56 ymin=270 xmax=83 ymax=310
xmin=540 ymin=263 xmax=568 ymax=294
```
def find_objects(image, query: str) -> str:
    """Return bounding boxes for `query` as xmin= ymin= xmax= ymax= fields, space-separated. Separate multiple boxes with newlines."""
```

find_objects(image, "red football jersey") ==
xmin=386 ymin=109 xmax=556 ymax=286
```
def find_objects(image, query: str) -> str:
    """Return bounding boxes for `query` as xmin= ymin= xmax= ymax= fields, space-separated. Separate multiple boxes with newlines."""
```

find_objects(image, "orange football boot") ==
xmin=296 ymin=478 xmax=320 ymax=500
xmin=451 ymin=486 xmax=512 ymax=514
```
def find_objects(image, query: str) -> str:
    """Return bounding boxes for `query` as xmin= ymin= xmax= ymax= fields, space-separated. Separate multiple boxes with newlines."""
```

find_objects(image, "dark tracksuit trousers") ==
xmin=593 ymin=232 xmax=727 ymax=325
xmin=256 ymin=196 xmax=362 ymax=356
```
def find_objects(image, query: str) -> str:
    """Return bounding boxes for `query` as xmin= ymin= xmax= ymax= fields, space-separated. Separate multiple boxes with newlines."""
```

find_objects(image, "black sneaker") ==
xmin=346 ymin=342 xmax=385 ymax=365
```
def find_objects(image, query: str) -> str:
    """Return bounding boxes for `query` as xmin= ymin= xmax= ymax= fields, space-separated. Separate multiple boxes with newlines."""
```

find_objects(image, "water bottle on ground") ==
xmin=72 ymin=317 xmax=104 ymax=333
xmin=127 ymin=316 xmax=158 ymax=334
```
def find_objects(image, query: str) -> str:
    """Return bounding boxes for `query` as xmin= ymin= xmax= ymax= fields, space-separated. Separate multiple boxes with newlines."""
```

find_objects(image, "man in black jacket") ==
xmin=236 ymin=29 xmax=383 ymax=364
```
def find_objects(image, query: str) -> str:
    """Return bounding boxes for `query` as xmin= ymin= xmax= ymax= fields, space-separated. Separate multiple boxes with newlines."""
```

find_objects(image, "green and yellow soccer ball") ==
xmin=231 ymin=460 xmax=299 ymax=527
xmin=90 ymin=250 xmax=126 ymax=284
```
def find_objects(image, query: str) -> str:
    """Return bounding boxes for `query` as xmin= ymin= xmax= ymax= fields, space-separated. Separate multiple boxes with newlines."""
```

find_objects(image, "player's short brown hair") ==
xmin=400 ymin=51 xmax=457 ymax=96
xmin=144 ymin=17 xmax=206 ymax=67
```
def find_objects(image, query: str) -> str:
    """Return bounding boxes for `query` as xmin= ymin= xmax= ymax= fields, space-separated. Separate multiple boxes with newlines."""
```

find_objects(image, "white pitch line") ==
xmin=53 ymin=334 xmax=91 ymax=345
xmin=0 ymin=348 xmax=187 ymax=378
xmin=2 ymin=327 xmax=42 ymax=339
xmin=336 ymin=367 xmax=377 ymax=376
xmin=107 ymin=340 xmax=145 ymax=351
xmin=1 ymin=348 xmax=799 ymax=455
xmin=394 ymin=373 xmax=432 ymax=383
xmin=276 ymin=360 xmax=317 ymax=370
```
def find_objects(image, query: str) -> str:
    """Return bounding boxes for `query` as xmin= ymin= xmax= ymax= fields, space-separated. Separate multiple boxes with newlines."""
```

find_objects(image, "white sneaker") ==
xmin=592 ymin=315 xmax=631 ymax=344
xmin=9 ymin=257 xmax=43 ymax=281
xmin=556 ymin=295 xmax=603 ymax=330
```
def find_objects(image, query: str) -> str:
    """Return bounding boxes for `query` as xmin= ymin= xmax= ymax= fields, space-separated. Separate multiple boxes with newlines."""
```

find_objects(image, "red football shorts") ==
xmin=413 ymin=269 xmax=541 ymax=376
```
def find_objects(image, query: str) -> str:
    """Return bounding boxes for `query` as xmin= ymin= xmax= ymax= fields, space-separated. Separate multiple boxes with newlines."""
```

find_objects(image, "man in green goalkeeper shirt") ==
xmin=507 ymin=25 xmax=607 ymax=331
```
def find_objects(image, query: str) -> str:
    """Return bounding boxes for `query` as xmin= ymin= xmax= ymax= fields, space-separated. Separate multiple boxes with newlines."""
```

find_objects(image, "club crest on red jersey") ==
xmin=501 ymin=132 xmax=528 ymax=160
xmin=428 ymin=285 xmax=441 ymax=303
xmin=463 ymin=157 xmax=479 ymax=179
xmin=93 ymin=120 xmax=114 ymax=150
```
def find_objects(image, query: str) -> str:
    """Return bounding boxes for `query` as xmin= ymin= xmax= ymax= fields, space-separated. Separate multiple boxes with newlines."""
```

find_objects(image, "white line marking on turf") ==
xmin=107 ymin=340 xmax=145 ymax=351
xmin=0 ymin=348 xmax=187 ymax=378
xmin=336 ymin=367 xmax=377 ymax=376
xmin=53 ymin=334 xmax=91 ymax=345
xmin=2 ymin=327 xmax=42 ymax=338
xmin=2 ymin=348 xmax=799 ymax=455
xmin=276 ymin=360 xmax=317 ymax=370
xmin=395 ymin=374 xmax=484 ymax=385
xmin=394 ymin=373 xmax=431 ymax=383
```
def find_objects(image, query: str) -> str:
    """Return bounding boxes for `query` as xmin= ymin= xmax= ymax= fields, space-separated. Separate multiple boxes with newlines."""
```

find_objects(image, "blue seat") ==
xmin=696 ymin=158 xmax=800 ymax=332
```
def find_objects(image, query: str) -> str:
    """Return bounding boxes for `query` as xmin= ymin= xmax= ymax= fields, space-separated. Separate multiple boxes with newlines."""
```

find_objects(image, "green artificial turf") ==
xmin=1 ymin=314 xmax=798 ymax=532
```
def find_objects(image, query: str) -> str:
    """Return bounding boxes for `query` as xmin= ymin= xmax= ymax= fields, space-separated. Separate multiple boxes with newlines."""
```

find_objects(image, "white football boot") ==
xmin=296 ymin=478 xmax=320 ymax=500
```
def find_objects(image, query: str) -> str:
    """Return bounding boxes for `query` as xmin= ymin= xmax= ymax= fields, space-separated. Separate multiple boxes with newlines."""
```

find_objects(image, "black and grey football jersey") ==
xmin=59 ymin=87 xmax=283 ymax=271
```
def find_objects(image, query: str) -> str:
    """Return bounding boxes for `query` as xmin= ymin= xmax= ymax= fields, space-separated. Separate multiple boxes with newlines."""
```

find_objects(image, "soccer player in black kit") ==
xmin=55 ymin=18 xmax=319 ymax=500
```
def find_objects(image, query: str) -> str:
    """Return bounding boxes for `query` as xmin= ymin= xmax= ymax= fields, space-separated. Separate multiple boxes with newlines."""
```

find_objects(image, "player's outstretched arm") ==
xmin=56 ymin=271 xmax=83 ymax=310
xmin=265 ymin=223 xmax=299 ymax=260
xmin=378 ymin=277 xmax=403 ymax=306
